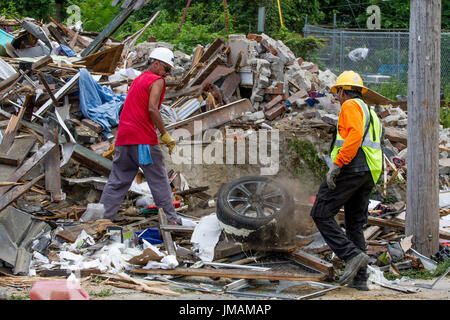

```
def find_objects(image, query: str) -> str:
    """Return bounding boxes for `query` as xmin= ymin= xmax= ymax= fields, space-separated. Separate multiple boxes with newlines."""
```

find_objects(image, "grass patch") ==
xmin=89 ymin=288 xmax=113 ymax=298
xmin=384 ymin=258 xmax=450 ymax=281
xmin=8 ymin=294 xmax=29 ymax=300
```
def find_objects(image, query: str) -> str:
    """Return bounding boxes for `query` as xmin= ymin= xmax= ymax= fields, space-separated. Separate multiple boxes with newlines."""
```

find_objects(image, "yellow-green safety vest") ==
xmin=331 ymin=98 xmax=383 ymax=184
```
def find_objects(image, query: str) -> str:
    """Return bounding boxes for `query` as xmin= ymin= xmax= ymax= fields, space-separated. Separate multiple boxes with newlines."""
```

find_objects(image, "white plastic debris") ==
xmin=368 ymin=200 xmax=381 ymax=210
xmin=181 ymin=218 xmax=198 ymax=227
xmin=143 ymin=254 xmax=179 ymax=270
xmin=190 ymin=213 xmax=223 ymax=262
xmin=69 ymin=230 xmax=95 ymax=250
xmin=80 ymin=203 xmax=105 ymax=222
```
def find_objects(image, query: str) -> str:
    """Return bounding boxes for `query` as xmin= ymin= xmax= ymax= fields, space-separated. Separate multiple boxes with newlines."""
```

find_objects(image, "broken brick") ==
xmin=263 ymin=95 xmax=283 ymax=111
xmin=264 ymin=103 xmax=285 ymax=121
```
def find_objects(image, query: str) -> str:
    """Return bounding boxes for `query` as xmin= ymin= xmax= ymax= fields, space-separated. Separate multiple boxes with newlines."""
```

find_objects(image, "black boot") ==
xmin=348 ymin=267 xmax=369 ymax=291
xmin=339 ymin=252 xmax=370 ymax=286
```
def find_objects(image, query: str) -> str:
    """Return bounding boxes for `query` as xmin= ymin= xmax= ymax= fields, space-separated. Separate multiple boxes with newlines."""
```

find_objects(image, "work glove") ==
xmin=160 ymin=132 xmax=176 ymax=154
xmin=326 ymin=163 xmax=341 ymax=190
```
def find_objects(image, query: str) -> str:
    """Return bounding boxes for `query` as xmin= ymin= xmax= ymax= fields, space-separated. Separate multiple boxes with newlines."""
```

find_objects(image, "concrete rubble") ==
xmin=0 ymin=0 xmax=449 ymax=300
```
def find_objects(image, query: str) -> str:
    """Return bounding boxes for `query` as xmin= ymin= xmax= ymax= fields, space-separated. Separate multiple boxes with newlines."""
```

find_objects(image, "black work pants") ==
xmin=310 ymin=170 xmax=374 ymax=263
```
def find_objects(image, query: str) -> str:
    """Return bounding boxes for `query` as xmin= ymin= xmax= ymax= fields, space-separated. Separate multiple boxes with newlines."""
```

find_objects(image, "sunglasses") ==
xmin=160 ymin=62 xmax=171 ymax=73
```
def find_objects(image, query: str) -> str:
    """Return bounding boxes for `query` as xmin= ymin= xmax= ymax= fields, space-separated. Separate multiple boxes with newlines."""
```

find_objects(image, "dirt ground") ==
xmin=3 ymin=274 xmax=449 ymax=301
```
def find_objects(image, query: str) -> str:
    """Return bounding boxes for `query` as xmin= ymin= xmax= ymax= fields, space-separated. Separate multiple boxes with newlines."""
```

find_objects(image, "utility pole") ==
xmin=406 ymin=0 xmax=441 ymax=256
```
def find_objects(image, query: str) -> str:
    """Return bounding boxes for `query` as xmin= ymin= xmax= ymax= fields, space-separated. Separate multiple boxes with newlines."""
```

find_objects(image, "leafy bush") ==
xmin=0 ymin=0 xmax=55 ymax=21
xmin=288 ymin=139 xmax=328 ymax=182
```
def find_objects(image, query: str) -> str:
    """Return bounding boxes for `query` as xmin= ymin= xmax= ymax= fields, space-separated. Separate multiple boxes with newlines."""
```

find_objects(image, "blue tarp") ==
xmin=60 ymin=44 xmax=77 ymax=57
xmin=134 ymin=228 xmax=162 ymax=245
xmin=79 ymin=68 xmax=126 ymax=132
xmin=0 ymin=28 xmax=14 ymax=47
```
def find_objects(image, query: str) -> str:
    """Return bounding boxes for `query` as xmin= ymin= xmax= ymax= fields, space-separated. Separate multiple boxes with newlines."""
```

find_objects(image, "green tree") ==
xmin=0 ymin=0 xmax=56 ymax=21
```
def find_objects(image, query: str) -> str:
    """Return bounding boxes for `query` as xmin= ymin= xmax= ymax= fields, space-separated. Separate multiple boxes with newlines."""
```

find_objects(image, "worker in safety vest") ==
xmin=100 ymin=47 xmax=182 ymax=225
xmin=310 ymin=71 xmax=383 ymax=290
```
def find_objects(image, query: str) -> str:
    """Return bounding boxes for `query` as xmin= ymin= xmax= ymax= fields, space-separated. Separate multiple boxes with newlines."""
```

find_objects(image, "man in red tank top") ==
xmin=100 ymin=47 xmax=182 ymax=225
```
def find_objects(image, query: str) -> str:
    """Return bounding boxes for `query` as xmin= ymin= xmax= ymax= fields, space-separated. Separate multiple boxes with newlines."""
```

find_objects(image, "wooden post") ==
xmin=406 ymin=0 xmax=441 ymax=256
xmin=44 ymin=119 xmax=64 ymax=202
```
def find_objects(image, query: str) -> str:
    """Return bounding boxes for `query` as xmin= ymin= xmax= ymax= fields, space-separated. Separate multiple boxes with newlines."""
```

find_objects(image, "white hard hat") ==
xmin=149 ymin=47 xmax=175 ymax=68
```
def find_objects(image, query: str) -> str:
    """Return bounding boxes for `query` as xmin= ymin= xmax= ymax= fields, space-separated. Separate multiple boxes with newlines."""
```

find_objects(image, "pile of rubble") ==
xmin=0 ymin=0 xmax=449 ymax=300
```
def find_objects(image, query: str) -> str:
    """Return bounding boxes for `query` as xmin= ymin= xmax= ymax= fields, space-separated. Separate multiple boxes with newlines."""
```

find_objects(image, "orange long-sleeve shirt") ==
xmin=334 ymin=99 xmax=365 ymax=168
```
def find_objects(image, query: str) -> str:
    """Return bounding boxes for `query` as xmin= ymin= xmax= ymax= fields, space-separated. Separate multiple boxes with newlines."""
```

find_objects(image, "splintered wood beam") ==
xmin=71 ymin=143 xmax=113 ymax=177
xmin=289 ymin=249 xmax=334 ymax=279
xmin=198 ymin=37 xmax=225 ymax=64
xmin=337 ymin=212 xmax=450 ymax=241
xmin=0 ymin=174 xmax=45 ymax=214
xmin=166 ymin=98 xmax=252 ymax=138
xmin=0 ymin=141 xmax=55 ymax=196
xmin=0 ymin=106 xmax=25 ymax=154
xmin=131 ymin=267 xmax=326 ymax=282
xmin=47 ymin=25 xmax=68 ymax=46
xmin=44 ymin=119 xmax=63 ymax=202
xmin=0 ymin=136 xmax=36 ymax=166
xmin=188 ymin=55 xmax=224 ymax=88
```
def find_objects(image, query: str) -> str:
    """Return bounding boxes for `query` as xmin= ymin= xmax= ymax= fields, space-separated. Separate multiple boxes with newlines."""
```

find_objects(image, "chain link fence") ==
xmin=303 ymin=24 xmax=450 ymax=88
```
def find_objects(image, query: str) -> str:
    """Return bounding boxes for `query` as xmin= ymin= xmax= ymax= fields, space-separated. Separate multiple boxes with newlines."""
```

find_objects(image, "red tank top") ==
xmin=115 ymin=71 xmax=165 ymax=146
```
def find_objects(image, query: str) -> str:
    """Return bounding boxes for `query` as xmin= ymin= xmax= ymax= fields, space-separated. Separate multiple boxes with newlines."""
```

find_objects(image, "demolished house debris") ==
xmin=0 ymin=1 xmax=449 ymax=300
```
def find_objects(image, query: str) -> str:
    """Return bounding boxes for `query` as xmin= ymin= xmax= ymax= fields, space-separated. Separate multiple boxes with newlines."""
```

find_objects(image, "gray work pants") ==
xmin=100 ymin=144 xmax=180 ymax=224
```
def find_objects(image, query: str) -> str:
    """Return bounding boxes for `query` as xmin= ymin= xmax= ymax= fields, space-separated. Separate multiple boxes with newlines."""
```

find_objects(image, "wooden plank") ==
xmin=159 ymin=225 xmax=194 ymax=233
xmin=214 ymin=240 xmax=248 ymax=260
xmin=220 ymin=72 xmax=241 ymax=102
xmin=79 ymin=44 xmax=124 ymax=74
xmin=289 ymin=249 xmax=334 ymax=279
xmin=71 ymin=143 xmax=113 ymax=177
xmin=55 ymin=219 xmax=115 ymax=243
xmin=365 ymin=215 xmax=450 ymax=240
xmin=49 ymin=16 xmax=90 ymax=48
xmin=0 ymin=174 xmax=45 ymax=214
xmin=115 ymin=273 xmax=180 ymax=296
xmin=200 ymin=66 xmax=235 ymax=88
xmin=166 ymin=98 xmax=252 ymax=138
xmin=131 ymin=267 xmax=326 ymax=282
xmin=0 ymin=136 xmax=36 ymax=166
xmin=0 ymin=141 xmax=56 ymax=197
xmin=47 ymin=25 xmax=69 ymax=46
xmin=198 ymin=38 xmax=225 ymax=64
xmin=158 ymin=208 xmax=176 ymax=256
xmin=44 ymin=119 xmax=63 ymax=202
xmin=103 ymin=280 xmax=180 ymax=296
xmin=0 ymin=106 xmax=25 ymax=154
xmin=189 ymin=55 xmax=224 ymax=88
xmin=191 ymin=45 xmax=204 ymax=66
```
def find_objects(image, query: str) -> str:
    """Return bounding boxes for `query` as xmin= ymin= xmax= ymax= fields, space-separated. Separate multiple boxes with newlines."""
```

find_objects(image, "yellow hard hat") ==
xmin=331 ymin=70 xmax=368 ymax=94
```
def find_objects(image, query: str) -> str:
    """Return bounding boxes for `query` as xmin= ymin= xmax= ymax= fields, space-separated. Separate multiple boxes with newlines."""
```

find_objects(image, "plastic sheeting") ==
xmin=0 ymin=28 xmax=14 ymax=48
xmin=79 ymin=68 xmax=126 ymax=132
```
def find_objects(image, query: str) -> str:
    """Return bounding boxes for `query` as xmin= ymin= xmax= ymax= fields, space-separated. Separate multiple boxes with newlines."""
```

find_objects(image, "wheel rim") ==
xmin=226 ymin=180 xmax=285 ymax=219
